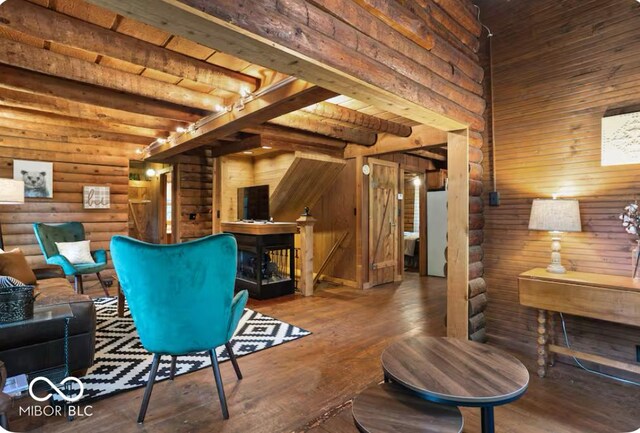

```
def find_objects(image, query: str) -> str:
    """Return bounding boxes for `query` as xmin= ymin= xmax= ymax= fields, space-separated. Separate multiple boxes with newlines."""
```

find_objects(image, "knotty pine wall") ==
xmin=0 ymin=133 xmax=142 ymax=280
xmin=478 ymin=0 xmax=640 ymax=365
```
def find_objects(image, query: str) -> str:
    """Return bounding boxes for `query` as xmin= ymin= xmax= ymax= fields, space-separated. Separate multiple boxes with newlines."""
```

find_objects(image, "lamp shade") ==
xmin=0 ymin=178 xmax=25 ymax=204
xmin=529 ymin=199 xmax=581 ymax=232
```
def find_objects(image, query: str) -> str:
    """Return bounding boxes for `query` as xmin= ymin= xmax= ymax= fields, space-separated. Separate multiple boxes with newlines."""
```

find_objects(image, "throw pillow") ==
xmin=0 ymin=276 xmax=25 ymax=288
xmin=55 ymin=240 xmax=95 ymax=265
xmin=0 ymin=250 xmax=37 ymax=285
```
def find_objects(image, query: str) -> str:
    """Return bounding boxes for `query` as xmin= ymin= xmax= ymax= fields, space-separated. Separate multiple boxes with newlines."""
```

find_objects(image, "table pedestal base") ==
xmin=481 ymin=407 xmax=494 ymax=433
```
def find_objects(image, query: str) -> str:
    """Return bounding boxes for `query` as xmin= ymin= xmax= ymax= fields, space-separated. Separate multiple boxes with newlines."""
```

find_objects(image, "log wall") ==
xmin=0 ymin=132 xmax=142 ymax=280
xmin=478 ymin=0 xmax=640 ymax=364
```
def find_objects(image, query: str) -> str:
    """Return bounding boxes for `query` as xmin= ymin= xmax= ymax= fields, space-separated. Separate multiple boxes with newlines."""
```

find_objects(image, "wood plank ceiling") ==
xmin=0 ymin=0 xmax=431 ymax=161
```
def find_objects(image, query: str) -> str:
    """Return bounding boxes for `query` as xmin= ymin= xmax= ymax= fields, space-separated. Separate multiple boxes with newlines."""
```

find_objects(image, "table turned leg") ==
xmin=537 ymin=309 xmax=549 ymax=378
xmin=547 ymin=311 xmax=556 ymax=367
xmin=481 ymin=406 xmax=495 ymax=433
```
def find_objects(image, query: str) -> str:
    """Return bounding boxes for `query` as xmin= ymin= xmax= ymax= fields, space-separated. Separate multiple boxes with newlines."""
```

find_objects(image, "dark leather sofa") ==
xmin=0 ymin=266 xmax=96 ymax=377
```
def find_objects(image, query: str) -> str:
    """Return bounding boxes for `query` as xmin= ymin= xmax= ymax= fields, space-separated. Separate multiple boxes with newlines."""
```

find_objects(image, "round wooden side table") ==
xmin=352 ymin=382 xmax=463 ymax=433
xmin=381 ymin=336 xmax=529 ymax=433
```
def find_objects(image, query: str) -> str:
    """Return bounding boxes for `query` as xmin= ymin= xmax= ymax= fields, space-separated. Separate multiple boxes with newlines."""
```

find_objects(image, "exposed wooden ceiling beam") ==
xmin=0 ymin=38 xmax=223 ymax=111
xmin=0 ymin=117 xmax=150 ymax=145
xmin=0 ymin=87 xmax=179 ymax=131
xmin=83 ymin=0 xmax=480 ymax=130
xmin=0 ymin=0 xmax=259 ymax=95
xmin=209 ymin=134 xmax=262 ymax=158
xmin=0 ymin=64 xmax=204 ymax=122
xmin=269 ymin=111 xmax=377 ymax=145
xmin=0 ymin=105 xmax=162 ymax=138
xmin=344 ymin=124 xmax=448 ymax=158
xmin=260 ymin=137 xmax=344 ymax=158
xmin=407 ymin=149 xmax=447 ymax=161
xmin=300 ymin=102 xmax=412 ymax=136
xmin=146 ymin=80 xmax=336 ymax=160
xmin=243 ymin=124 xmax=346 ymax=149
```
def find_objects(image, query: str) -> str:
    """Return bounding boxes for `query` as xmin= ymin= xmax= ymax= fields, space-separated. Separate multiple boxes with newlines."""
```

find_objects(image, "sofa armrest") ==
xmin=33 ymin=265 xmax=65 ymax=280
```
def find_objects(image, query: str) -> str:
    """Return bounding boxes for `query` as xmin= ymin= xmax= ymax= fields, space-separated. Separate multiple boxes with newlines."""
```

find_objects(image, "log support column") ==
xmin=297 ymin=214 xmax=316 ymax=296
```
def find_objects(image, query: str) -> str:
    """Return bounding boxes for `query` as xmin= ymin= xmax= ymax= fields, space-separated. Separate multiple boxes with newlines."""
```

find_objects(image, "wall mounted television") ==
xmin=237 ymin=185 xmax=270 ymax=221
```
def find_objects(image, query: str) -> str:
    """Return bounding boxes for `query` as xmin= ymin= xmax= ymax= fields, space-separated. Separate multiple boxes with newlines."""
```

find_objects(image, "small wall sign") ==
xmin=83 ymin=185 xmax=110 ymax=209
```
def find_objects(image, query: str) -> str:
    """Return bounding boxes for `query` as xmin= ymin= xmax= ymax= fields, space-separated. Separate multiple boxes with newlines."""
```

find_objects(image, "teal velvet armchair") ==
xmin=33 ymin=222 xmax=110 ymax=295
xmin=110 ymin=234 xmax=248 ymax=423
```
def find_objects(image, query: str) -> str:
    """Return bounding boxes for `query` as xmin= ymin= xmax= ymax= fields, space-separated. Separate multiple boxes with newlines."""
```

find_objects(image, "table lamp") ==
xmin=528 ymin=198 xmax=581 ymax=274
xmin=0 ymin=178 xmax=25 ymax=250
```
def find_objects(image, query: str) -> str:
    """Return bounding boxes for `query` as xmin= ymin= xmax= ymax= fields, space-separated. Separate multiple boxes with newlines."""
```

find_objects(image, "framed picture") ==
xmin=601 ymin=111 xmax=640 ymax=166
xmin=13 ymin=159 xmax=53 ymax=198
xmin=84 ymin=185 xmax=111 ymax=209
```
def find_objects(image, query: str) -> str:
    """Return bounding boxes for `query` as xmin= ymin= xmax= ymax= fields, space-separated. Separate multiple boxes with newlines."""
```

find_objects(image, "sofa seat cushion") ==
xmin=34 ymin=277 xmax=77 ymax=300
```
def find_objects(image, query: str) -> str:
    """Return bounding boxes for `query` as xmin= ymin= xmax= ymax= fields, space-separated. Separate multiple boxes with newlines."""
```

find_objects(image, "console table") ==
xmin=518 ymin=268 xmax=640 ymax=378
xmin=222 ymin=222 xmax=296 ymax=300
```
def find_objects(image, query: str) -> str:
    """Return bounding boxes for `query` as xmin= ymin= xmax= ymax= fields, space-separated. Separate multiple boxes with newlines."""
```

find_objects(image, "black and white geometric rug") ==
xmin=69 ymin=297 xmax=311 ymax=402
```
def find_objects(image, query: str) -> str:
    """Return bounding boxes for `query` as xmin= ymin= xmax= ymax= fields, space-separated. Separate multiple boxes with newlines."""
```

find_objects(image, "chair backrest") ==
xmin=33 ymin=222 xmax=86 ymax=259
xmin=110 ymin=234 xmax=238 ymax=355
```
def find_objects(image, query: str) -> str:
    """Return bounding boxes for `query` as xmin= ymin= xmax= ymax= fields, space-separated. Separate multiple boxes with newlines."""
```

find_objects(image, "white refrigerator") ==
xmin=427 ymin=190 xmax=447 ymax=277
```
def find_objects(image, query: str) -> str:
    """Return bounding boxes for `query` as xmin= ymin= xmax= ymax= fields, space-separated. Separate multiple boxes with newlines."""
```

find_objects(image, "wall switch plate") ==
xmin=489 ymin=191 xmax=500 ymax=206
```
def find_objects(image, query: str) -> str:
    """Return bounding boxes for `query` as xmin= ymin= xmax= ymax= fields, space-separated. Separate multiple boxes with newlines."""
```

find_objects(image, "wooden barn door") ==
xmin=368 ymin=158 xmax=399 ymax=287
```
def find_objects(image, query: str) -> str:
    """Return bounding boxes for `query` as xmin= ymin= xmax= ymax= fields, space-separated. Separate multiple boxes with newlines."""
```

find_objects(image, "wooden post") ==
xmin=446 ymin=130 xmax=469 ymax=339
xmin=297 ymin=215 xmax=317 ymax=296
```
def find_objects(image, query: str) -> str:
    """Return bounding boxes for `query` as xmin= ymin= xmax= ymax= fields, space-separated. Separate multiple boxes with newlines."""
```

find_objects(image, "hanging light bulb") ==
xmin=145 ymin=168 xmax=156 ymax=177
xmin=240 ymin=87 xmax=252 ymax=98
xmin=176 ymin=126 xmax=187 ymax=133
xmin=157 ymin=138 xmax=167 ymax=145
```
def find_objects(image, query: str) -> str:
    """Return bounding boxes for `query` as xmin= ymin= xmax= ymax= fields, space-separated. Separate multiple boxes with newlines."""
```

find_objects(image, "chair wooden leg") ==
xmin=169 ymin=356 xmax=177 ymax=380
xmin=225 ymin=342 xmax=243 ymax=380
xmin=209 ymin=349 xmax=229 ymax=420
xmin=138 ymin=354 xmax=161 ymax=424
xmin=96 ymin=272 xmax=110 ymax=297
xmin=74 ymin=275 xmax=84 ymax=294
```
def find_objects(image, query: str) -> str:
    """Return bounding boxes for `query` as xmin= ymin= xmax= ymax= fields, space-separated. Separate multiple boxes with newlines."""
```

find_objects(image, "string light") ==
xmin=176 ymin=126 xmax=187 ymax=133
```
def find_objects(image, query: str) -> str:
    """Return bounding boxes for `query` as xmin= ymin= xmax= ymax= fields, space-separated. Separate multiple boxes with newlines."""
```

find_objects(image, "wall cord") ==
xmin=559 ymin=312 xmax=640 ymax=386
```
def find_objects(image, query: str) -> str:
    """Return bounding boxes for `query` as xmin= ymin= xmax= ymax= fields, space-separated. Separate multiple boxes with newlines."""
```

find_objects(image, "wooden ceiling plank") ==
xmin=259 ymin=137 xmax=344 ymax=158
xmin=0 ymin=105 xmax=162 ymax=138
xmin=300 ymin=102 xmax=412 ymax=136
xmin=0 ymin=64 xmax=203 ymax=122
xmin=146 ymin=80 xmax=337 ymax=160
xmin=208 ymin=134 xmax=262 ymax=158
xmin=0 ymin=117 xmax=150 ymax=144
xmin=243 ymin=125 xmax=346 ymax=149
xmin=269 ymin=111 xmax=376 ymax=145
xmin=83 ymin=0 xmax=477 ymax=131
xmin=0 ymin=38 xmax=224 ymax=111
xmin=407 ymin=149 xmax=447 ymax=161
xmin=0 ymin=87 xmax=180 ymax=131
xmin=344 ymin=124 xmax=448 ymax=158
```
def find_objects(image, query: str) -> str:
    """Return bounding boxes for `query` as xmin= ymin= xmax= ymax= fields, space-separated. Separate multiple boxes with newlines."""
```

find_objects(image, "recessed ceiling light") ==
xmin=145 ymin=168 xmax=156 ymax=177
xmin=243 ymin=151 xmax=253 ymax=154
xmin=261 ymin=145 xmax=273 ymax=149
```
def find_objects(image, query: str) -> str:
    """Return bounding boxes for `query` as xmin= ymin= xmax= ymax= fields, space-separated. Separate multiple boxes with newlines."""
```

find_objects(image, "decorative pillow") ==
xmin=55 ymin=240 xmax=95 ymax=265
xmin=0 ymin=249 xmax=37 ymax=285
xmin=0 ymin=276 xmax=26 ymax=289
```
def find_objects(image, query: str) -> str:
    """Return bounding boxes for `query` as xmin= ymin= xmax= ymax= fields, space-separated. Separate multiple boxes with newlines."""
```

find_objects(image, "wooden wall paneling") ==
xmin=177 ymin=159 xmax=212 ymax=241
xmin=477 ymin=0 xmax=640 ymax=366
xmin=211 ymin=157 xmax=222 ymax=233
xmin=219 ymin=156 xmax=254 ymax=223
xmin=403 ymin=178 xmax=416 ymax=232
xmin=252 ymin=152 xmax=296 ymax=195
xmin=398 ymin=168 xmax=405 ymax=281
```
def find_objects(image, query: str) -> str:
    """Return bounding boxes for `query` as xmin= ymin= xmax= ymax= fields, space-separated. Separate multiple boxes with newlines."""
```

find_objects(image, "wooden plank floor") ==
xmin=8 ymin=273 xmax=640 ymax=432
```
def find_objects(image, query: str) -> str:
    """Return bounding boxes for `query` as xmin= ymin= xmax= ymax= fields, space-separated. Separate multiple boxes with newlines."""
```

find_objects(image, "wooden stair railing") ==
xmin=314 ymin=231 xmax=349 ymax=285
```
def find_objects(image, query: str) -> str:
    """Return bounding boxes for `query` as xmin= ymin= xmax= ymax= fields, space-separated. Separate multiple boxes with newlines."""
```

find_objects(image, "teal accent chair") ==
xmin=33 ymin=222 xmax=110 ymax=296
xmin=110 ymin=234 xmax=249 ymax=423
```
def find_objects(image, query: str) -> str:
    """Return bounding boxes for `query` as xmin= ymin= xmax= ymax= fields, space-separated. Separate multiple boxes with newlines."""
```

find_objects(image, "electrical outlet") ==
xmin=489 ymin=191 xmax=500 ymax=206
xmin=189 ymin=213 xmax=197 ymax=220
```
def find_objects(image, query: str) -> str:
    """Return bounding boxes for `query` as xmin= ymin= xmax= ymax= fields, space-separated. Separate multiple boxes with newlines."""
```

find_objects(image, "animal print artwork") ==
xmin=12 ymin=160 xmax=53 ymax=198
xmin=602 ymin=111 xmax=640 ymax=166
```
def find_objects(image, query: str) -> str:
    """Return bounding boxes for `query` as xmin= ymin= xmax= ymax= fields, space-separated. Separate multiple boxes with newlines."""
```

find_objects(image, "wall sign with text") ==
xmin=83 ymin=185 xmax=110 ymax=209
